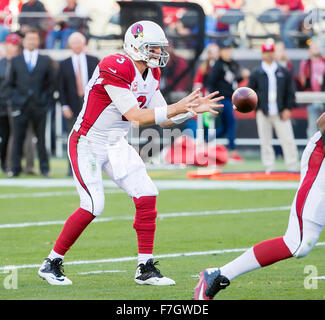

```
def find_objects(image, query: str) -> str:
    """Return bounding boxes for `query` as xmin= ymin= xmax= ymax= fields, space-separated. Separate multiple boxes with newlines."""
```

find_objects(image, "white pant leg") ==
xmin=103 ymin=138 xmax=158 ymax=198
xmin=68 ymin=132 xmax=107 ymax=216
xmin=256 ymin=110 xmax=275 ymax=171
xmin=283 ymin=138 xmax=325 ymax=257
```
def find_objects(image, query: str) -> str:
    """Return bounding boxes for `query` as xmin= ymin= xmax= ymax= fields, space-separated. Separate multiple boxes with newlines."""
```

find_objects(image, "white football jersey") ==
xmin=73 ymin=53 xmax=162 ymax=144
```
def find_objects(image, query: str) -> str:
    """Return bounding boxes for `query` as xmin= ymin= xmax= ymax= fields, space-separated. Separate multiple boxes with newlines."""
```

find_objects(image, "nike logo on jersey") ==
xmin=108 ymin=68 xmax=117 ymax=73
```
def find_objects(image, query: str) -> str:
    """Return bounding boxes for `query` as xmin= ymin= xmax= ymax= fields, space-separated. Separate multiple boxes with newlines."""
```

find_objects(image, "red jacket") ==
xmin=275 ymin=0 xmax=304 ymax=11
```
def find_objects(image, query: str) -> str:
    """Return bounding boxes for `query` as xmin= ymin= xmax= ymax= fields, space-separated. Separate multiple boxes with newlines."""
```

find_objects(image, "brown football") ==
xmin=232 ymin=87 xmax=258 ymax=113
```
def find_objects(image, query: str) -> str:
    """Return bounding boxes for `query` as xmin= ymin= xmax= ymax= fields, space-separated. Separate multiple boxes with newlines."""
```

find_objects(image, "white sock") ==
xmin=48 ymin=249 xmax=65 ymax=261
xmin=219 ymin=247 xmax=261 ymax=281
xmin=138 ymin=253 xmax=153 ymax=266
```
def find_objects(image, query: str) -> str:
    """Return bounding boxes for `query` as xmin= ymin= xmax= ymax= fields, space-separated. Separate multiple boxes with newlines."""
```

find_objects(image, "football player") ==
xmin=38 ymin=20 xmax=224 ymax=286
xmin=194 ymin=112 xmax=325 ymax=300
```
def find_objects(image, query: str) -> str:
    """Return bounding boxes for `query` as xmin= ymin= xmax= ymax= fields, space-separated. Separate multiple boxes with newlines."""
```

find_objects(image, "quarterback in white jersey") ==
xmin=38 ymin=20 xmax=224 ymax=286
xmin=194 ymin=113 xmax=325 ymax=300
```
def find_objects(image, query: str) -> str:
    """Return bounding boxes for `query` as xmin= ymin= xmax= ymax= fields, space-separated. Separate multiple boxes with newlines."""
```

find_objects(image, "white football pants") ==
xmin=283 ymin=131 xmax=325 ymax=258
xmin=68 ymin=130 xmax=158 ymax=216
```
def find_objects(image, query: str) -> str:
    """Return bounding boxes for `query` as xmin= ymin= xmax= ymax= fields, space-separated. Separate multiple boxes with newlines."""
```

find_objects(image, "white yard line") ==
xmin=0 ymin=178 xmax=299 ymax=190
xmin=0 ymin=206 xmax=291 ymax=229
xmin=1 ymin=242 xmax=325 ymax=272
xmin=0 ymin=189 xmax=123 ymax=199
xmin=78 ymin=270 xmax=127 ymax=275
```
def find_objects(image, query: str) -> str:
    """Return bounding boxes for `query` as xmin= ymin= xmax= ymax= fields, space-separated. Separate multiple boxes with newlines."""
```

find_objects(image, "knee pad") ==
xmin=133 ymin=196 xmax=157 ymax=232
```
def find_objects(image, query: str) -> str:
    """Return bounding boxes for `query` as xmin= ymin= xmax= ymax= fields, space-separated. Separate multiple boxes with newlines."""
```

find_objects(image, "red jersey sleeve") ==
xmin=98 ymin=54 xmax=136 ymax=89
xmin=151 ymin=67 xmax=161 ymax=90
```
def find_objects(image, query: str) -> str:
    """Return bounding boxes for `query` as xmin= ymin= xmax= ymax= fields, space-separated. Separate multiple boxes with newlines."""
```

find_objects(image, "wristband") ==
xmin=154 ymin=106 xmax=168 ymax=124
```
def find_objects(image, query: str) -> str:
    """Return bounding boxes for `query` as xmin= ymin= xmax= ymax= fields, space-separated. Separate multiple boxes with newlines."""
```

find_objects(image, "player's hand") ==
xmin=175 ymin=88 xmax=201 ymax=116
xmin=193 ymin=90 xmax=224 ymax=115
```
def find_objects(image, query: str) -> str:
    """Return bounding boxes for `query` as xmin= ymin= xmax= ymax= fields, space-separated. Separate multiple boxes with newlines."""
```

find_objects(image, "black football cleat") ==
xmin=134 ymin=259 xmax=175 ymax=286
xmin=194 ymin=268 xmax=230 ymax=300
xmin=38 ymin=258 xmax=72 ymax=285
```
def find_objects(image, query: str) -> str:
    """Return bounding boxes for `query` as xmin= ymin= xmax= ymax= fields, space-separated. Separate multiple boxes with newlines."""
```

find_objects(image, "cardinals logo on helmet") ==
xmin=131 ymin=23 xmax=144 ymax=39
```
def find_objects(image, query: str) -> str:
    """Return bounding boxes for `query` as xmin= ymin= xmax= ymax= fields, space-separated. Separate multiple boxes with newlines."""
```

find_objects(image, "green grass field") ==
xmin=0 ymin=158 xmax=324 ymax=300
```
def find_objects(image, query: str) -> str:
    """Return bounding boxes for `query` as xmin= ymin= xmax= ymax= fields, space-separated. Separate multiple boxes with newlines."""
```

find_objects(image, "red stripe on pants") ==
xmin=295 ymin=139 xmax=324 ymax=240
xmin=69 ymin=130 xmax=93 ymax=213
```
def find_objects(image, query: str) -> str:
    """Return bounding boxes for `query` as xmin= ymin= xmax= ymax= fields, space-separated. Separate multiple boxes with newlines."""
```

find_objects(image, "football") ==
xmin=232 ymin=87 xmax=258 ymax=113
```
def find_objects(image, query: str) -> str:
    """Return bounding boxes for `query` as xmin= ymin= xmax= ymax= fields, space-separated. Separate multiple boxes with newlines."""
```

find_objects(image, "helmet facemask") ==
xmin=137 ymin=43 xmax=170 ymax=68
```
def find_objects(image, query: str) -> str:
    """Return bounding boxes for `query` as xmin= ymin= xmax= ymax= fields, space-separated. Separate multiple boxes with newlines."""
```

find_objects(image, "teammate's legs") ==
xmin=194 ymin=141 xmax=325 ymax=299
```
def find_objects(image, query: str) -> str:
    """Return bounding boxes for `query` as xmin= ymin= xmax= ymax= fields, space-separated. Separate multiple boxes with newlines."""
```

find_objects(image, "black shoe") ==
xmin=38 ymin=258 xmax=72 ymax=285
xmin=41 ymin=172 xmax=50 ymax=178
xmin=194 ymin=268 xmax=230 ymax=300
xmin=134 ymin=259 xmax=175 ymax=285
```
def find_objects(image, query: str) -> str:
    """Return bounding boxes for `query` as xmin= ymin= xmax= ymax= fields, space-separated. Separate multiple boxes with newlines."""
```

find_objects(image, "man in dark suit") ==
xmin=0 ymin=33 xmax=21 ymax=174
xmin=58 ymin=32 xmax=99 ymax=176
xmin=7 ymin=28 xmax=54 ymax=177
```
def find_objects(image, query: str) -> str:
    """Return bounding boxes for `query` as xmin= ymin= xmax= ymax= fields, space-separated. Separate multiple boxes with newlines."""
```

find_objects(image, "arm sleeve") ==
xmin=104 ymin=85 xmax=138 ymax=115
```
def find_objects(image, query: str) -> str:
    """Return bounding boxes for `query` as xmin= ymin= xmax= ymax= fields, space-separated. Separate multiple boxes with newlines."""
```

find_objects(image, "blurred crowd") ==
xmin=0 ymin=0 xmax=324 ymax=177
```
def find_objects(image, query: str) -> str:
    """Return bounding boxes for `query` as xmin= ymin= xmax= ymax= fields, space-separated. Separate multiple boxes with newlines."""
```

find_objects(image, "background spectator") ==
xmin=46 ymin=0 xmax=89 ymax=49
xmin=186 ymin=43 xmax=219 ymax=139
xmin=248 ymin=43 xmax=299 ymax=173
xmin=162 ymin=0 xmax=188 ymax=36
xmin=299 ymin=39 xmax=325 ymax=138
xmin=162 ymin=42 xmax=191 ymax=95
xmin=0 ymin=0 xmax=11 ymax=42
xmin=208 ymin=39 xmax=243 ymax=162
xmin=0 ymin=33 xmax=21 ymax=173
xmin=211 ymin=0 xmax=244 ymax=32
xmin=58 ymin=32 xmax=99 ymax=176
xmin=18 ymin=0 xmax=49 ymax=38
xmin=275 ymin=0 xmax=305 ymax=48
xmin=7 ymin=28 xmax=54 ymax=177
xmin=275 ymin=40 xmax=302 ymax=91
xmin=238 ymin=68 xmax=250 ymax=87
xmin=193 ymin=43 xmax=220 ymax=93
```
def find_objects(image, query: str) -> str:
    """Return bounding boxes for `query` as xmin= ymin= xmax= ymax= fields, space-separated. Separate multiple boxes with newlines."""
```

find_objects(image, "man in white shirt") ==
xmin=248 ymin=43 xmax=299 ymax=173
